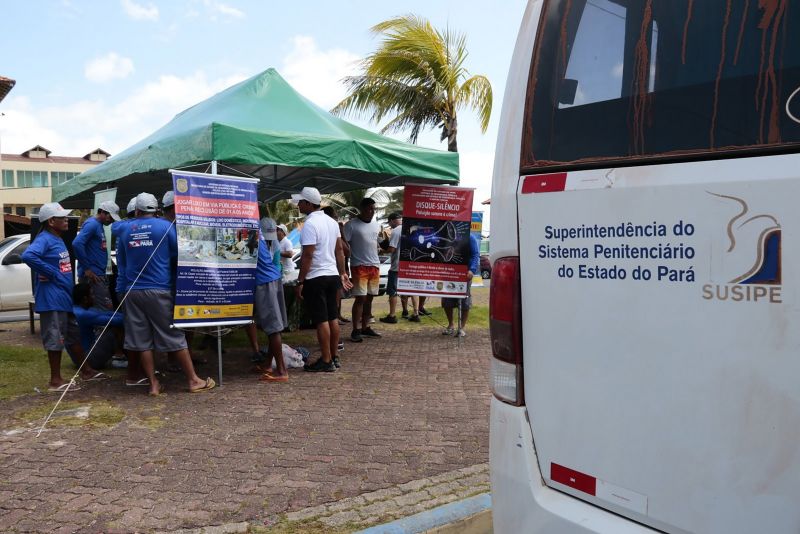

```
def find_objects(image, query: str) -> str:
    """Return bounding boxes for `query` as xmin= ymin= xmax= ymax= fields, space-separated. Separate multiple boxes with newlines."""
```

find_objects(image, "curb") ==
xmin=355 ymin=493 xmax=492 ymax=534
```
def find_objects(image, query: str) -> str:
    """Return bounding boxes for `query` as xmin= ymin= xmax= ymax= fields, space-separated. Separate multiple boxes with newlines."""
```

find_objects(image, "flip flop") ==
xmin=125 ymin=377 xmax=150 ymax=387
xmin=189 ymin=377 xmax=216 ymax=393
xmin=83 ymin=372 xmax=110 ymax=382
xmin=48 ymin=382 xmax=81 ymax=392
xmin=259 ymin=373 xmax=288 ymax=382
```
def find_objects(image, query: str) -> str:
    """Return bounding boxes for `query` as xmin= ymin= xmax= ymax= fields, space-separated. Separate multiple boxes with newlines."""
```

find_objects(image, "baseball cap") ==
xmin=126 ymin=198 xmax=136 ymax=215
xmin=135 ymin=192 xmax=158 ymax=213
xmin=38 ymin=202 xmax=71 ymax=222
xmin=291 ymin=186 xmax=322 ymax=206
xmin=98 ymin=200 xmax=121 ymax=221
xmin=260 ymin=217 xmax=278 ymax=241
xmin=388 ymin=212 xmax=402 ymax=221
xmin=277 ymin=223 xmax=288 ymax=234
xmin=162 ymin=191 xmax=175 ymax=208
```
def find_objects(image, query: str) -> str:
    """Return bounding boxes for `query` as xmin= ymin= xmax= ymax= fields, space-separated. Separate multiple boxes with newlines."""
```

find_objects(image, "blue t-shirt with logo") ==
xmin=255 ymin=234 xmax=281 ymax=285
xmin=111 ymin=219 xmax=129 ymax=294
xmin=21 ymin=230 xmax=74 ymax=312
xmin=117 ymin=216 xmax=176 ymax=291
xmin=73 ymin=216 xmax=108 ymax=278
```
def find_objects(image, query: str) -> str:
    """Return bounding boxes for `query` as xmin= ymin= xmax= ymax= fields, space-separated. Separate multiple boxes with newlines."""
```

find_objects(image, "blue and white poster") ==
xmin=170 ymin=171 xmax=260 ymax=327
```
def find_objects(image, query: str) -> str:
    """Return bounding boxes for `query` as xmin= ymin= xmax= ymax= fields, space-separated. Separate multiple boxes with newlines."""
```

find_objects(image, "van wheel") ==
xmin=481 ymin=270 xmax=490 ymax=279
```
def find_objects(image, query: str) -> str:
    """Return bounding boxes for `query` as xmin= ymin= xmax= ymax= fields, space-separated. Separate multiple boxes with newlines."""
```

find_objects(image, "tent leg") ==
xmin=217 ymin=326 xmax=223 ymax=386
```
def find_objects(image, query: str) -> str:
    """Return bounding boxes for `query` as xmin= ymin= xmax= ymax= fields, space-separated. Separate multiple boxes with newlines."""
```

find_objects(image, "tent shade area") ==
xmin=54 ymin=68 xmax=459 ymax=207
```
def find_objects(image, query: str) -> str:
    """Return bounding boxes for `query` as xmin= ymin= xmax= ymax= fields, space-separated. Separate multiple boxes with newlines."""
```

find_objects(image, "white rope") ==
xmin=36 ymin=218 xmax=176 ymax=437
xmin=786 ymin=86 xmax=800 ymax=125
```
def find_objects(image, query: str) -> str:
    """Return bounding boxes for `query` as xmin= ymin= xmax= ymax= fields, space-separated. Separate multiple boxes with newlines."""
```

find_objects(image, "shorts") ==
xmin=81 ymin=274 xmax=112 ymax=310
xmin=386 ymin=271 xmax=398 ymax=297
xmin=350 ymin=265 xmax=380 ymax=297
xmin=124 ymin=289 xmax=187 ymax=352
xmin=302 ymin=275 xmax=340 ymax=325
xmin=441 ymin=280 xmax=472 ymax=311
xmin=254 ymin=279 xmax=288 ymax=335
xmin=40 ymin=311 xmax=80 ymax=351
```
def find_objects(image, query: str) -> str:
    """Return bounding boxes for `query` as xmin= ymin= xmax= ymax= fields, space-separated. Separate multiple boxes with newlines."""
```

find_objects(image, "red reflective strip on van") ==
xmin=551 ymin=463 xmax=597 ymax=496
xmin=521 ymin=173 xmax=567 ymax=193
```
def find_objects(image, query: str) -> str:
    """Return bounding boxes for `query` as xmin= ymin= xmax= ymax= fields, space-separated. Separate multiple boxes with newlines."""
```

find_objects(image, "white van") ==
xmin=489 ymin=1 xmax=800 ymax=533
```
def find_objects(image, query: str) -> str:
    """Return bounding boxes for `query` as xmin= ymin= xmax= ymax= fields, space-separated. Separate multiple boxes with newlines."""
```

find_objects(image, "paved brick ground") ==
xmin=0 ymin=303 xmax=491 ymax=533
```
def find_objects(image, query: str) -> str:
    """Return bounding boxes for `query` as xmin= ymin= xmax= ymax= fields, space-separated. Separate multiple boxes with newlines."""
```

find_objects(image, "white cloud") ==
xmin=281 ymin=36 xmax=360 ymax=110
xmin=84 ymin=53 xmax=135 ymax=83
xmin=120 ymin=0 xmax=159 ymax=21
xmin=210 ymin=1 xmax=244 ymax=18
xmin=0 ymin=71 xmax=247 ymax=158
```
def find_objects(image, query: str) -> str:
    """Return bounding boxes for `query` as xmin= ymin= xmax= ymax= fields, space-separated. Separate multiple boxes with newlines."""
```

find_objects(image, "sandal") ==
xmin=83 ymin=372 xmax=111 ymax=382
xmin=259 ymin=373 xmax=288 ymax=382
xmin=441 ymin=327 xmax=455 ymax=336
xmin=47 ymin=382 xmax=81 ymax=393
xmin=189 ymin=377 xmax=216 ymax=393
xmin=125 ymin=377 xmax=150 ymax=387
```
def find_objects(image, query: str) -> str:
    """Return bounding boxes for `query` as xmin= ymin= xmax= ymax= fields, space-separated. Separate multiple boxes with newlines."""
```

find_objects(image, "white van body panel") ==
xmin=519 ymin=154 xmax=800 ymax=534
xmin=490 ymin=398 xmax=660 ymax=533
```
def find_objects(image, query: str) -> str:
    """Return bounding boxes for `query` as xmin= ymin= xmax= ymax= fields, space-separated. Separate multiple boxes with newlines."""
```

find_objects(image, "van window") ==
xmin=522 ymin=0 xmax=800 ymax=168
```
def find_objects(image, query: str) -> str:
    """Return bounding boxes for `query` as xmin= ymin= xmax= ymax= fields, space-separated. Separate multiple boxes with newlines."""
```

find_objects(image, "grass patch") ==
xmin=14 ymin=400 xmax=125 ymax=429
xmin=0 ymin=346 xmax=80 ymax=400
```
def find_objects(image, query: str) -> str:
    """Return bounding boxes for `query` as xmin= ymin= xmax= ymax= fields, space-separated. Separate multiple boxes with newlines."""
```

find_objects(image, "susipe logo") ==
xmin=703 ymin=192 xmax=781 ymax=304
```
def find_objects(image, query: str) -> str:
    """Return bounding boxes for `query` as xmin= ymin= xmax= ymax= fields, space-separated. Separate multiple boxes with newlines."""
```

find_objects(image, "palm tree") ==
xmin=332 ymin=14 xmax=492 ymax=153
xmin=323 ymin=188 xmax=392 ymax=219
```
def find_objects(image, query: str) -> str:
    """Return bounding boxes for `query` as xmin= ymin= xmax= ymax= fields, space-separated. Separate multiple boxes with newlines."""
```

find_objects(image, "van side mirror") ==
xmin=559 ymin=79 xmax=579 ymax=105
xmin=2 ymin=254 xmax=22 ymax=266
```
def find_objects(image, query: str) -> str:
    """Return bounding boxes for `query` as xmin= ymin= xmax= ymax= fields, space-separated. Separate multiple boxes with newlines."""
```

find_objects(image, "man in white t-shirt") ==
xmin=277 ymin=224 xmax=295 ymax=280
xmin=293 ymin=187 xmax=352 ymax=372
xmin=343 ymin=197 xmax=382 ymax=343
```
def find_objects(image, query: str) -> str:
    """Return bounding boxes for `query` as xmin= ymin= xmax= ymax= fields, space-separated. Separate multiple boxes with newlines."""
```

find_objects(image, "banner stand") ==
xmin=174 ymin=320 xmax=252 ymax=386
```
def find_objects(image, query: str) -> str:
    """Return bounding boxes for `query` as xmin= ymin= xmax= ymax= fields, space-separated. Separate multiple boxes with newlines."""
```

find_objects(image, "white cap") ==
xmin=98 ymin=200 xmax=121 ymax=221
xmin=38 ymin=202 xmax=71 ymax=222
xmin=291 ymin=186 xmax=322 ymax=206
xmin=135 ymin=192 xmax=158 ymax=213
xmin=277 ymin=224 xmax=288 ymax=234
xmin=126 ymin=198 xmax=136 ymax=215
xmin=162 ymin=191 xmax=175 ymax=208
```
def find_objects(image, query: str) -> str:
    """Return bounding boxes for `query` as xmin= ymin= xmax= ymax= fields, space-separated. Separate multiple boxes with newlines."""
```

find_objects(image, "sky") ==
xmin=0 ymin=0 xmax=529 ymax=230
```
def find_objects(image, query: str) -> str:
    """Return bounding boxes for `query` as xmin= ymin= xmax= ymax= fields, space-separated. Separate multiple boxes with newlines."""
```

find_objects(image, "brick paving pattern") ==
xmin=0 ymin=320 xmax=490 ymax=533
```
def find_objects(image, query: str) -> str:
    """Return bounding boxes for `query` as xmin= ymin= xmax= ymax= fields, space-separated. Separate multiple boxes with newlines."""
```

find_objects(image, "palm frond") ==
xmin=458 ymin=75 xmax=493 ymax=132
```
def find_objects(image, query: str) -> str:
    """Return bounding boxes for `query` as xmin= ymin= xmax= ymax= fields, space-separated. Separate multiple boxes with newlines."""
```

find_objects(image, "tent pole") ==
xmin=212 ymin=160 xmax=218 ymax=175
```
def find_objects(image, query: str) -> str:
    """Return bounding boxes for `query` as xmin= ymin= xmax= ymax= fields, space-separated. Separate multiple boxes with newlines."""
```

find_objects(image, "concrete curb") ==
xmin=355 ymin=493 xmax=491 ymax=534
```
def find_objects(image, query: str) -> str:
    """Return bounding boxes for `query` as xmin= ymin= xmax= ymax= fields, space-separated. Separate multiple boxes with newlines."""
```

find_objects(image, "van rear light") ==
xmin=489 ymin=257 xmax=523 ymax=405
xmin=490 ymin=357 xmax=521 ymax=404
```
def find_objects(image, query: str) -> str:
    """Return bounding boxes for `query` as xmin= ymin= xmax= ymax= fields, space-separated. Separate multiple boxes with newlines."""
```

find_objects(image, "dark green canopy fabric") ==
xmin=54 ymin=68 xmax=459 ymax=207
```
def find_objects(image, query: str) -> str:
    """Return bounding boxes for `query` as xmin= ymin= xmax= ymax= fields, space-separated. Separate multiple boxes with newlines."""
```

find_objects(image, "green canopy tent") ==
xmin=53 ymin=68 xmax=459 ymax=207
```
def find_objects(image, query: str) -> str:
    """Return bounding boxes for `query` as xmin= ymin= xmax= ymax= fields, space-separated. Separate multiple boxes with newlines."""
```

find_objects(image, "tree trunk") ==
xmin=446 ymin=116 xmax=458 ymax=152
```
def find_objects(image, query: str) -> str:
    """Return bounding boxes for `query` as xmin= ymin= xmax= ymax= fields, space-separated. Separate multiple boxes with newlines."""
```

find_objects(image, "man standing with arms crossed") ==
xmin=118 ymin=193 xmax=214 ymax=395
xmin=73 ymin=200 xmax=120 ymax=310
xmin=23 ymin=203 xmax=108 ymax=391
xmin=344 ymin=197 xmax=383 ymax=342
xmin=293 ymin=187 xmax=351 ymax=372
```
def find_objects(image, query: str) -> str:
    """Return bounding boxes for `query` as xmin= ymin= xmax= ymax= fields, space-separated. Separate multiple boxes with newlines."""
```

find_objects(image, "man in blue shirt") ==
xmin=22 ymin=202 xmax=109 ymax=392
xmin=73 ymin=200 xmax=120 ymax=310
xmin=246 ymin=217 xmax=289 ymax=381
xmin=441 ymin=233 xmax=481 ymax=337
xmin=118 ymin=192 xmax=215 ymax=396
xmin=72 ymin=282 xmax=123 ymax=370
